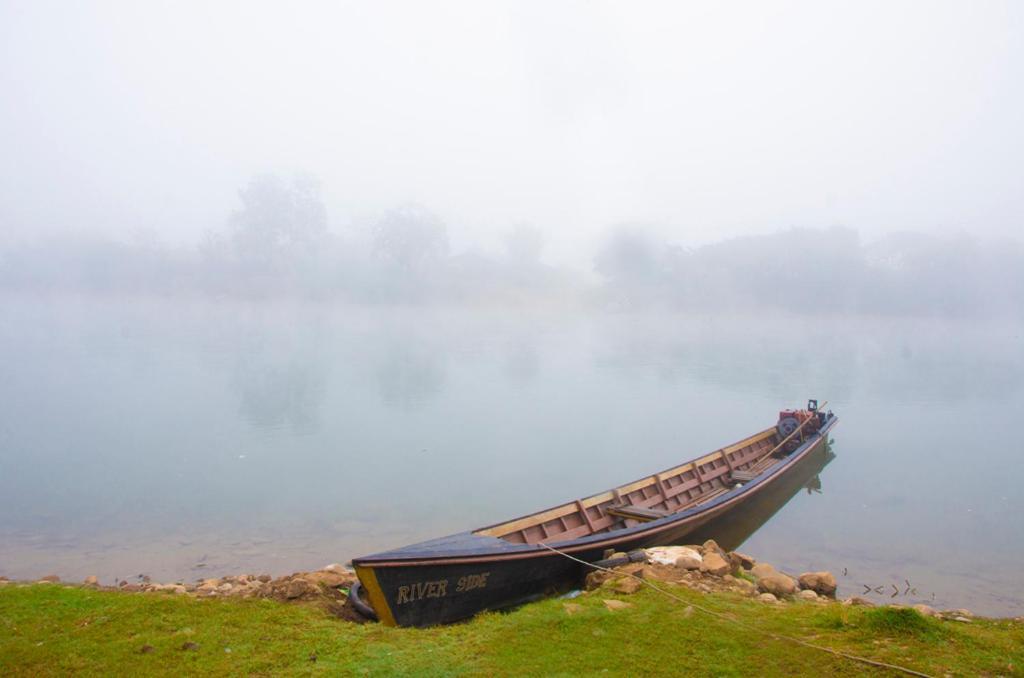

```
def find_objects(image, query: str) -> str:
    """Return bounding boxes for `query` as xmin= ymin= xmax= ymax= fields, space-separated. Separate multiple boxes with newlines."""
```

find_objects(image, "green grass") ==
xmin=1 ymin=584 xmax=1021 ymax=676
xmin=860 ymin=607 xmax=947 ymax=639
xmin=734 ymin=570 xmax=756 ymax=585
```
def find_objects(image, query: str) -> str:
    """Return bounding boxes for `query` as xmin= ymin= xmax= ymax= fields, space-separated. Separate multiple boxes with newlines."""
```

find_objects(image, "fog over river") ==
xmin=1 ymin=296 xmax=1021 ymax=616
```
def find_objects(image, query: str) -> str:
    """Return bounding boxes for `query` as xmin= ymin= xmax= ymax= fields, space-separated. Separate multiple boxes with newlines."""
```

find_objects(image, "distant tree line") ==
xmin=0 ymin=175 xmax=572 ymax=306
xmin=593 ymin=225 xmax=1024 ymax=317
xmin=1 ymin=174 xmax=1021 ymax=318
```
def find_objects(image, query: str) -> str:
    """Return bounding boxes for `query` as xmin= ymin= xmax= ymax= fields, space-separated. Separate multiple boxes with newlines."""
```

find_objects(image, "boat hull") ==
xmin=354 ymin=416 xmax=837 ymax=627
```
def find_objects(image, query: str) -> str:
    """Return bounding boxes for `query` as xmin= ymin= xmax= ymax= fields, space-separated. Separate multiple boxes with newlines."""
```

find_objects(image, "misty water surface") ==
xmin=0 ymin=295 xmax=1021 ymax=616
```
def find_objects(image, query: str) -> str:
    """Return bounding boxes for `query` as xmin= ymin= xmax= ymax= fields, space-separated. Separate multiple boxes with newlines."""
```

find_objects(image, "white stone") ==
xmin=645 ymin=546 xmax=702 ymax=567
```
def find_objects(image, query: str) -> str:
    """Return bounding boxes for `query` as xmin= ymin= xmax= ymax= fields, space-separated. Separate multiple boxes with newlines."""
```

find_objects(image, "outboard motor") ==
xmin=776 ymin=399 xmax=824 ymax=452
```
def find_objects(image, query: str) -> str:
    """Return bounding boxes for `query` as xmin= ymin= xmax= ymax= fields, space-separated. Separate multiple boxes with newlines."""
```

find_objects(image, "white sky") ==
xmin=1 ymin=1 xmax=1022 ymax=265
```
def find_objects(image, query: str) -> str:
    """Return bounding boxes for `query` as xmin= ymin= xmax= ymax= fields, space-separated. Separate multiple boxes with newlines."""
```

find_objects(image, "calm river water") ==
xmin=1 ymin=295 xmax=1021 ymax=615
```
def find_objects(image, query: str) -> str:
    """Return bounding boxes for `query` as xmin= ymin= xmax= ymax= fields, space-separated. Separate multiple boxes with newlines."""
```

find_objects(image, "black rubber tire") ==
xmin=349 ymin=580 xmax=378 ymax=621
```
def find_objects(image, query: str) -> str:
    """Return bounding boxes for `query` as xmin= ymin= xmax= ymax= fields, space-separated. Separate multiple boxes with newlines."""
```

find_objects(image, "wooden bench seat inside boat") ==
xmin=605 ymin=504 xmax=670 ymax=522
xmin=690 ymin=486 xmax=730 ymax=506
xmin=751 ymin=456 xmax=782 ymax=472
xmin=731 ymin=455 xmax=783 ymax=483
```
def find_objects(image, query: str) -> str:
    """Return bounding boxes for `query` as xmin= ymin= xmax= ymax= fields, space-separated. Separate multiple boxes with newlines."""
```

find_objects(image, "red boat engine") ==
xmin=776 ymin=399 xmax=824 ymax=451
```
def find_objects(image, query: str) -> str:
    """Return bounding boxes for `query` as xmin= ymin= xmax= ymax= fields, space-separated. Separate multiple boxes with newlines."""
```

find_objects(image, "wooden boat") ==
xmin=351 ymin=401 xmax=838 ymax=627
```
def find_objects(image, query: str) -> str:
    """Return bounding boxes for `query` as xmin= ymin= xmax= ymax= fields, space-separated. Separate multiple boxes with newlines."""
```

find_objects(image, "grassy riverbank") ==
xmin=1 ymin=583 xmax=1020 ymax=676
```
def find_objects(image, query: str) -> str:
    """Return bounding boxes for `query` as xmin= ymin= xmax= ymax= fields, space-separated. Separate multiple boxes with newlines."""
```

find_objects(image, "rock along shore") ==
xmin=0 ymin=541 xmax=1001 ymax=624
xmin=0 ymin=563 xmax=365 ymax=622
xmin=581 ymin=540 xmax=983 ymax=623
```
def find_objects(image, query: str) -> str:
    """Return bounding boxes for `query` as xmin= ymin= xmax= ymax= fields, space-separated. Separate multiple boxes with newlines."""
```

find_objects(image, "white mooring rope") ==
xmin=538 ymin=542 xmax=934 ymax=678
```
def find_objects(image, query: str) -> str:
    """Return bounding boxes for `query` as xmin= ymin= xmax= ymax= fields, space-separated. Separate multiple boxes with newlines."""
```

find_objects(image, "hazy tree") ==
xmin=698 ymin=226 xmax=864 ymax=312
xmin=864 ymin=232 xmax=1024 ymax=316
xmin=229 ymin=174 xmax=328 ymax=268
xmin=197 ymin=173 xmax=332 ymax=296
xmin=594 ymin=227 xmax=666 ymax=283
xmin=371 ymin=204 xmax=449 ymax=272
xmin=592 ymin=227 xmax=677 ymax=309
